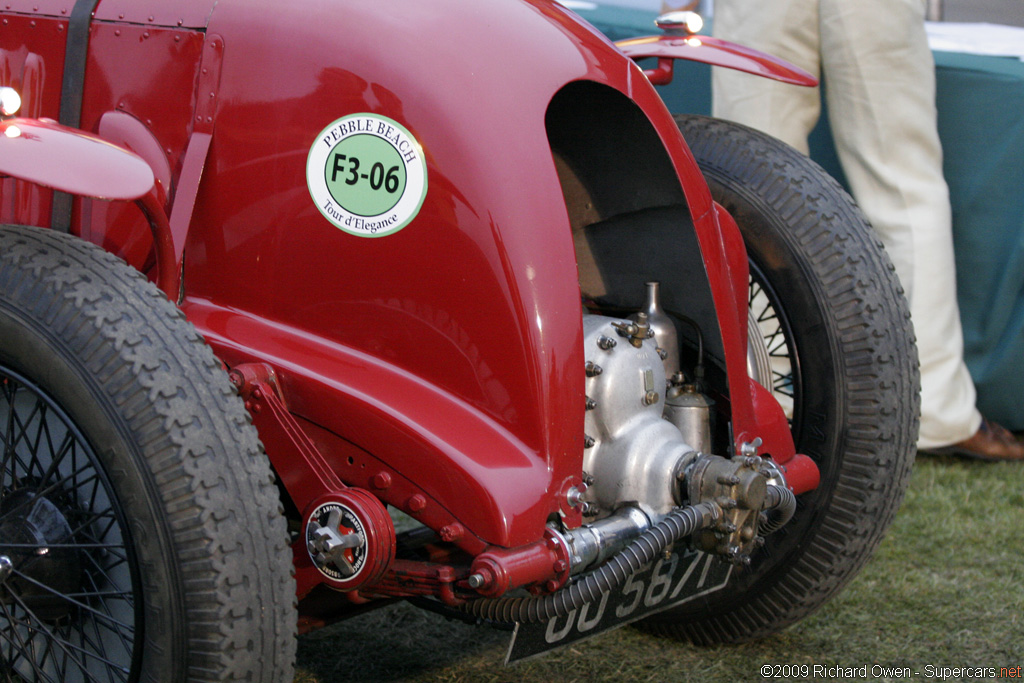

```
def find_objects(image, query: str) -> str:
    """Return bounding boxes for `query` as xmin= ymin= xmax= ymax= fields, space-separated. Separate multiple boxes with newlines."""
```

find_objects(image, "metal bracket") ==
xmin=228 ymin=362 xmax=346 ymax=512
xmin=51 ymin=0 xmax=102 ymax=231
xmin=168 ymin=33 xmax=224 ymax=300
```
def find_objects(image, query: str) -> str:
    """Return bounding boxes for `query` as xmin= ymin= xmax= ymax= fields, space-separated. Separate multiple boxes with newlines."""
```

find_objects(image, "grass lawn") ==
xmin=295 ymin=455 xmax=1024 ymax=682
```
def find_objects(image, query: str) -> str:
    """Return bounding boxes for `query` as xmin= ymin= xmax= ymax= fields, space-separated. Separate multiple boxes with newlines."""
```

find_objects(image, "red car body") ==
xmin=1 ymin=0 xmax=818 ymax=639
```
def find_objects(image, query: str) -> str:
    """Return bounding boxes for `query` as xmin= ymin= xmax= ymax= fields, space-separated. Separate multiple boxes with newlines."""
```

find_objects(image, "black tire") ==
xmin=641 ymin=115 xmax=920 ymax=643
xmin=0 ymin=224 xmax=296 ymax=681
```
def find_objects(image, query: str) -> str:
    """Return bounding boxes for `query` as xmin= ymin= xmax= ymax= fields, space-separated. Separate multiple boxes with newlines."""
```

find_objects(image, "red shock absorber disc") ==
xmin=303 ymin=488 xmax=395 ymax=591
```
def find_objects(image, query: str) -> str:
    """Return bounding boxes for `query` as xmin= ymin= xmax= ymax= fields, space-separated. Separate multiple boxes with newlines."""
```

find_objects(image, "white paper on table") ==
xmin=926 ymin=22 xmax=1024 ymax=61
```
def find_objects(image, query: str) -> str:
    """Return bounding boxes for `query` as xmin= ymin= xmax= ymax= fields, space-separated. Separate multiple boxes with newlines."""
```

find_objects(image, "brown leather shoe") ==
xmin=921 ymin=418 xmax=1024 ymax=462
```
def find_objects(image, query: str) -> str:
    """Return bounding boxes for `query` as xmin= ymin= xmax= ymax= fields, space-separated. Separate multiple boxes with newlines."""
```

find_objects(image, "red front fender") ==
xmin=0 ymin=117 xmax=155 ymax=200
xmin=0 ymin=117 xmax=179 ymax=299
xmin=615 ymin=34 xmax=816 ymax=87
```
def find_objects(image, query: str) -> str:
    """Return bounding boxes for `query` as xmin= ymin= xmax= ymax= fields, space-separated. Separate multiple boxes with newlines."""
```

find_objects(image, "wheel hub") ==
xmin=0 ymin=489 xmax=83 ymax=621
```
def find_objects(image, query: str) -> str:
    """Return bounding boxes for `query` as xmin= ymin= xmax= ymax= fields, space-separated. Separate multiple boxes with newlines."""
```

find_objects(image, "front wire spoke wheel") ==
xmin=747 ymin=263 xmax=797 ymax=424
xmin=639 ymin=115 xmax=918 ymax=644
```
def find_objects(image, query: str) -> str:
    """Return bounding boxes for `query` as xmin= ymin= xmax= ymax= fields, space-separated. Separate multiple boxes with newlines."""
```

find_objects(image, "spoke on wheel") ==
xmin=81 ymin=548 xmax=132 ymax=591
xmin=6 ymin=394 xmax=45 ymax=473
xmin=2 ymin=388 xmax=45 ymax=491
xmin=0 ymin=542 xmax=125 ymax=552
xmin=0 ymin=600 xmax=39 ymax=677
xmin=2 ymin=225 xmax=298 ymax=681
xmin=67 ymin=505 xmax=118 ymax=536
xmin=78 ymin=609 xmax=129 ymax=683
xmin=2 ymin=369 xmax=140 ymax=682
xmin=0 ymin=603 xmax=68 ymax=683
xmin=4 ymin=588 xmax=124 ymax=682
xmin=6 ymin=568 xmax=136 ymax=639
xmin=748 ymin=268 xmax=798 ymax=423
xmin=36 ymin=430 xmax=78 ymax=497
xmin=0 ymin=467 xmax=101 ymax=522
xmin=772 ymin=371 xmax=795 ymax=399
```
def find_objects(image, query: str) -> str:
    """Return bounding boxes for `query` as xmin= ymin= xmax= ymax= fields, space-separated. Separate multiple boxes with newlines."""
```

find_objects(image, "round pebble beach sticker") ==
xmin=307 ymin=113 xmax=427 ymax=237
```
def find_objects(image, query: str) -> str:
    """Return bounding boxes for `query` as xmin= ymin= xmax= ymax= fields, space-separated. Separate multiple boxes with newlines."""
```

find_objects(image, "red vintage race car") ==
xmin=0 ymin=1 xmax=918 ymax=680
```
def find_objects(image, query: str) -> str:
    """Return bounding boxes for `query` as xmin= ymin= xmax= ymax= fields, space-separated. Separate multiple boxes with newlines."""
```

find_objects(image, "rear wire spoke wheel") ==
xmin=640 ymin=115 xmax=920 ymax=643
xmin=0 ymin=224 xmax=297 ymax=681
xmin=0 ymin=368 xmax=139 ymax=682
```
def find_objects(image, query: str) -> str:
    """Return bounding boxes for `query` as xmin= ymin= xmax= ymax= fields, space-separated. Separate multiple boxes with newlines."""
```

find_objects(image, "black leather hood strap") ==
xmin=51 ymin=0 xmax=101 ymax=232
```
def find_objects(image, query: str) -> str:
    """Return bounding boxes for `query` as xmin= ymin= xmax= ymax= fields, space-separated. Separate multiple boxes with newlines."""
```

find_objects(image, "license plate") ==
xmin=505 ymin=548 xmax=732 ymax=663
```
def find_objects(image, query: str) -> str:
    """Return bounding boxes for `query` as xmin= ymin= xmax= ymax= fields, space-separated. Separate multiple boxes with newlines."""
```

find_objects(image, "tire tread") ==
xmin=641 ymin=116 xmax=918 ymax=644
xmin=0 ymin=224 xmax=296 ymax=681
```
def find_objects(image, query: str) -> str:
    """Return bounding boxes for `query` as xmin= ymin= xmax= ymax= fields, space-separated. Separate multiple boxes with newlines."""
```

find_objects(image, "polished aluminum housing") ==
xmin=581 ymin=315 xmax=700 ymax=520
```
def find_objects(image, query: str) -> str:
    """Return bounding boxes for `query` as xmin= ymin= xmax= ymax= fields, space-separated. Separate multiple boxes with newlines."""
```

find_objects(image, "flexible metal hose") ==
xmin=759 ymin=484 xmax=797 ymax=535
xmin=462 ymin=501 xmax=721 ymax=624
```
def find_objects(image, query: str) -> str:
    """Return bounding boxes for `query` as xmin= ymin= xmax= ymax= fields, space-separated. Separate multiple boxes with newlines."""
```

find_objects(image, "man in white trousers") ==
xmin=712 ymin=0 xmax=1024 ymax=461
